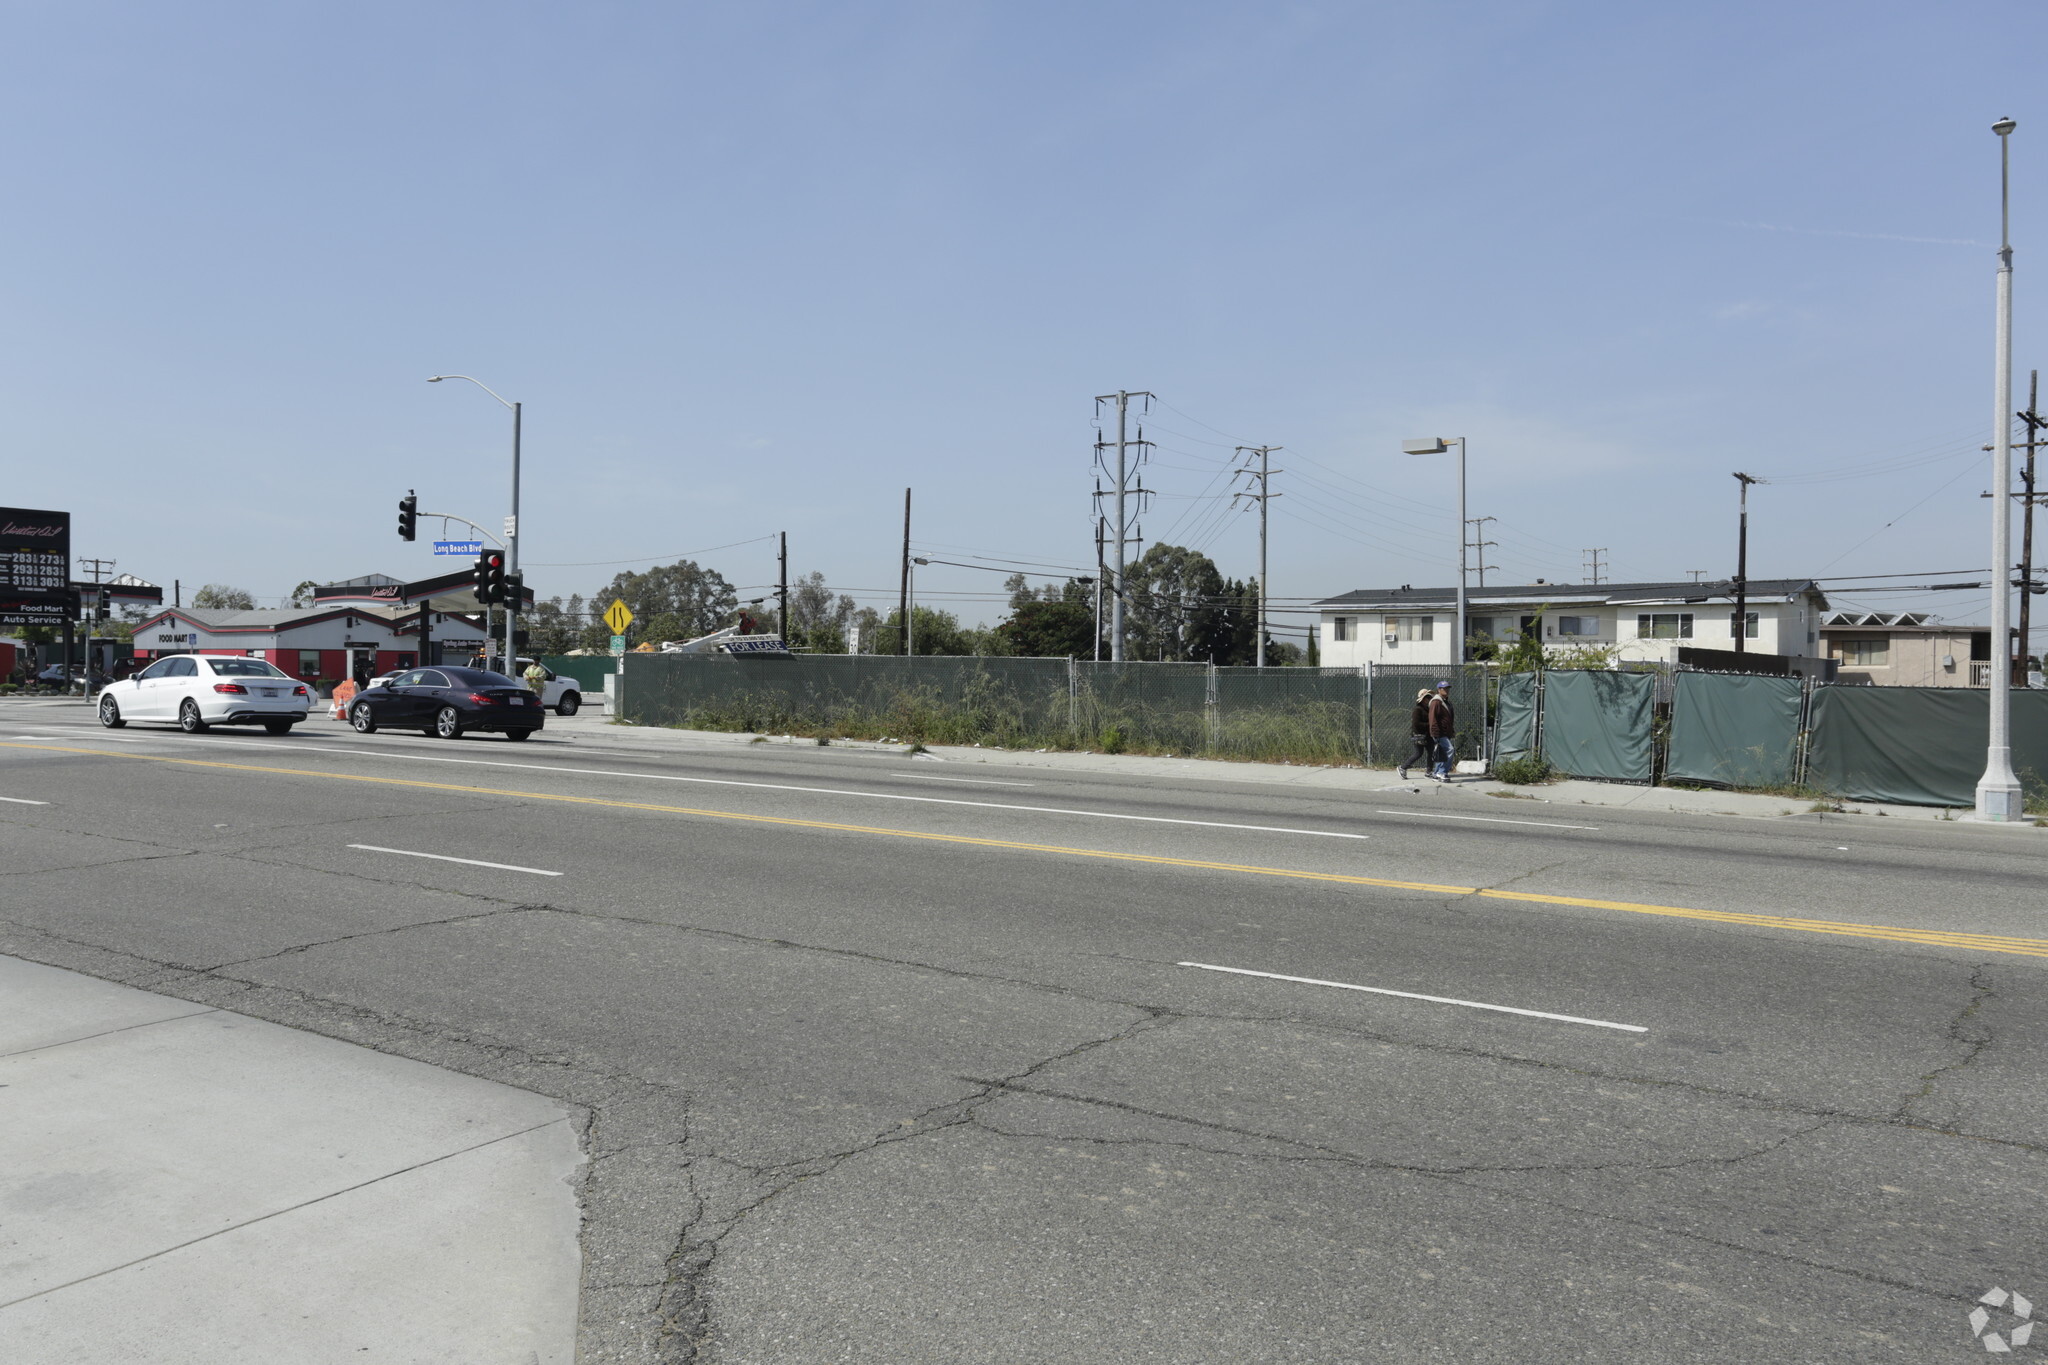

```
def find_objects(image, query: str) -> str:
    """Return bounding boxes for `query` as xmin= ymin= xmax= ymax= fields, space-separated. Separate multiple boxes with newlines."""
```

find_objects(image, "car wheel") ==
xmin=263 ymin=720 xmax=294 ymax=736
xmin=434 ymin=706 xmax=464 ymax=739
xmin=178 ymin=699 xmax=209 ymax=734
xmin=350 ymin=702 xmax=378 ymax=734
xmin=556 ymin=692 xmax=580 ymax=717
xmin=98 ymin=696 xmax=126 ymax=729
xmin=505 ymin=729 xmax=532 ymax=741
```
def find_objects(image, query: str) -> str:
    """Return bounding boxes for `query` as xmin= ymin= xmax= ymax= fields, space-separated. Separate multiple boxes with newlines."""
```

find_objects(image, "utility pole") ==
xmin=1466 ymin=517 xmax=1499 ymax=589
xmin=1582 ymin=548 xmax=1607 ymax=586
xmin=1687 ymin=569 xmax=1707 ymax=583
xmin=1732 ymin=473 xmax=1761 ymax=654
xmin=776 ymin=532 xmax=790 ymax=645
xmin=1093 ymin=511 xmax=1106 ymax=663
xmin=1094 ymin=391 xmax=1155 ymax=662
xmin=2018 ymin=370 xmax=2042 ymax=684
xmin=898 ymin=489 xmax=911 ymax=656
xmin=77 ymin=558 xmax=115 ymax=584
xmin=1231 ymin=446 xmax=1283 ymax=666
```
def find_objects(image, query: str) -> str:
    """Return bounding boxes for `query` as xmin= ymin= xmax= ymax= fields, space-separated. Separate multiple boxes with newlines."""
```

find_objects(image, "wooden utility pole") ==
xmin=2018 ymin=371 xmax=2042 ymax=683
xmin=897 ymin=490 xmax=911 ymax=655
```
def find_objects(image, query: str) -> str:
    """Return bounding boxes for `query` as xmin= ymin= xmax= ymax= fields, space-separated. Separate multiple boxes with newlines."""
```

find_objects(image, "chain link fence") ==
xmin=616 ymin=653 xmax=1492 ymax=766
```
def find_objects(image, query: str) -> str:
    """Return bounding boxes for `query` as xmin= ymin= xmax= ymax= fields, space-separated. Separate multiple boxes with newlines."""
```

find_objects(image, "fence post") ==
xmin=1795 ymin=674 xmax=1815 ymax=787
xmin=1361 ymin=665 xmax=1372 ymax=765
xmin=1205 ymin=662 xmax=1220 ymax=748
xmin=1067 ymin=656 xmax=1077 ymax=739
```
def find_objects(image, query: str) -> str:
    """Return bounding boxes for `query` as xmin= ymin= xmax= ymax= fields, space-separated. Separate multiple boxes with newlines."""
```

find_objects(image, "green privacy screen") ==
xmin=1666 ymin=672 xmax=1802 ymax=789
xmin=1539 ymin=669 xmax=1655 ymax=783
xmin=1805 ymin=686 xmax=2048 ymax=807
xmin=1495 ymin=673 xmax=1537 ymax=764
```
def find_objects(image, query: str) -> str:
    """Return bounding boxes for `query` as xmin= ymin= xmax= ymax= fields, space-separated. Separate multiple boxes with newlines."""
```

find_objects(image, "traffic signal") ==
xmin=502 ymin=571 xmax=524 ymax=606
xmin=95 ymin=588 xmax=111 ymax=617
xmin=398 ymin=492 xmax=418 ymax=542
xmin=472 ymin=551 xmax=505 ymax=604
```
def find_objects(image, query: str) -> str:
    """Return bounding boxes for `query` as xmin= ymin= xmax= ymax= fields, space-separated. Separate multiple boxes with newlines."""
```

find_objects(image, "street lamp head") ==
xmin=426 ymin=375 xmax=445 ymax=382
xmin=1401 ymin=438 xmax=1448 ymax=455
xmin=1995 ymin=117 xmax=2018 ymax=137
xmin=912 ymin=557 xmax=930 ymax=565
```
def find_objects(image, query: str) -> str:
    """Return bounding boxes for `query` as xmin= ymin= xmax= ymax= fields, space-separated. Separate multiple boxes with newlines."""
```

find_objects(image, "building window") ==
xmin=1838 ymin=638 xmax=1889 ymax=667
xmin=298 ymin=650 xmax=322 ymax=677
xmin=1556 ymin=615 xmax=1600 ymax=637
xmin=1332 ymin=617 xmax=1351 ymax=642
xmin=1393 ymin=616 xmax=1433 ymax=642
xmin=1636 ymin=613 xmax=1694 ymax=639
xmin=1728 ymin=611 xmax=1758 ymax=639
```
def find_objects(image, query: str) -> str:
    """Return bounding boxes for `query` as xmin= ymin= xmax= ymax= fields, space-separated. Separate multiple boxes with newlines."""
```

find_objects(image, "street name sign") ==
xmin=433 ymin=540 xmax=486 ymax=556
xmin=603 ymin=599 xmax=634 ymax=635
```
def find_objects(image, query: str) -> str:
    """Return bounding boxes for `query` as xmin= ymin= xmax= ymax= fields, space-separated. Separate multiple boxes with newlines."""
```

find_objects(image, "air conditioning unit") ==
xmin=1385 ymin=633 xmax=1399 ymax=648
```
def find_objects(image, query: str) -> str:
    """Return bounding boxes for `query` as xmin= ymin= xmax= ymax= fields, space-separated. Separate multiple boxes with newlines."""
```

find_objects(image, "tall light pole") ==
xmin=1979 ymin=119 xmax=2025 ymax=821
xmin=1732 ymin=473 xmax=1761 ymax=655
xmin=908 ymin=557 xmax=929 ymax=655
xmin=428 ymin=375 xmax=521 ymax=672
xmin=1401 ymin=437 xmax=1468 ymax=666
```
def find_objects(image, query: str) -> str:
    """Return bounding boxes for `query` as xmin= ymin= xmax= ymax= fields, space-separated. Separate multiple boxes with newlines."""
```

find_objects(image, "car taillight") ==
xmin=213 ymin=683 xmax=248 ymax=694
xmin=293 ymin=685 xmax=308 ymax=696
xmin=468 ymin=692 xmax=497 ymax=705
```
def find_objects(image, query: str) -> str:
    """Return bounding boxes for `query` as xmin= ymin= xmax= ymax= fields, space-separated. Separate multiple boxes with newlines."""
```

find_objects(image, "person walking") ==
xmin=1397 ymin=687 xmax=1435 ymax=780
xmin=1427 ymin=680 xmax=1457 ymax=781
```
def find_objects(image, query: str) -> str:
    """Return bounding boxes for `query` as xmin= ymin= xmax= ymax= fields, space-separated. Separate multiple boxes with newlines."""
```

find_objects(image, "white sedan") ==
xmin=98 ymin=655 xmax=311 ymax=735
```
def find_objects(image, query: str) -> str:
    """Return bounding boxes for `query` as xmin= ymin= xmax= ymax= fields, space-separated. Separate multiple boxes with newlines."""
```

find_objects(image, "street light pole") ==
xmin=1400 ymin=437 xmax=1468 ymax=665
xmin=908 ymin=557 xmax=929 ymax=656
xmin=429 ymin=375 xmax=521 ymax=672
xmin=1978 ymin=117 xmax=2025 ymax=821
xmin=1732 ymin=473 xmax=1760 ymax=655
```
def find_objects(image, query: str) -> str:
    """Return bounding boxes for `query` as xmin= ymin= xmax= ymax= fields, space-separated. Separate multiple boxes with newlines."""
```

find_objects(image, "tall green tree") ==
xmin=996 ymin=599 xmax=1096 ymax=657
xmin=191 ymin=584 xmax=256 ymax=610
xmin=590 ymin=560 xmax=737 ymax=648
xmin=1124 ymin=544 xmax=1230 ymax=662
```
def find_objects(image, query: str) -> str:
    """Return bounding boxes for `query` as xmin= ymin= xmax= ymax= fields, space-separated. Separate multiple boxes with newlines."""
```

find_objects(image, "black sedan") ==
xmin=346 ymin=666 xmax=546 ymax=740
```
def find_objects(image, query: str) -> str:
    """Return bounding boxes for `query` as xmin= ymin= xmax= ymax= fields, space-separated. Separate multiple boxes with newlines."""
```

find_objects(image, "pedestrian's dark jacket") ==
xmin=1427 ymin=695 xmax=1456 ymax=739
xmin=1410 ymin=699 xmax=1432 ymax=735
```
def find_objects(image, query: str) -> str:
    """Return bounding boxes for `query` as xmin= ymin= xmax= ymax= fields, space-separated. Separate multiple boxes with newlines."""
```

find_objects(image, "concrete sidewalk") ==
xmin=554 ymin=714 xmax=2037 ymax=827
xmin=0 ymin=956 xmax=583 ymax=1364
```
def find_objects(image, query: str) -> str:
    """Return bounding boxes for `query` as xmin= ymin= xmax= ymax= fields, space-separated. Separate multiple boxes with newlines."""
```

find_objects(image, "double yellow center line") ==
xmin=8 ymin=740 xmax=2046 ymax=959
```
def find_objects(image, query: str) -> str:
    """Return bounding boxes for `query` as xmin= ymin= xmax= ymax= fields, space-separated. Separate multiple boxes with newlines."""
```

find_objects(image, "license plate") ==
xmin=260 ymin=688 xmax=279 ymax=697
xmin=508 ymin=695 xmax=524 ymax=704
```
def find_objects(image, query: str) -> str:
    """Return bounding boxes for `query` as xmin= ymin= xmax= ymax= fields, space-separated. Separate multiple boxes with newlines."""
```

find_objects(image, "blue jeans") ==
xmin=1431 ymin=736 xmax=1454 ymax=778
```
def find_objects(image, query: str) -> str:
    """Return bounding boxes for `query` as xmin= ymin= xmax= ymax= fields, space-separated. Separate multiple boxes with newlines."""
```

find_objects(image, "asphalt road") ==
xmin=2 ymin=699 xmax=2045 ymax=1364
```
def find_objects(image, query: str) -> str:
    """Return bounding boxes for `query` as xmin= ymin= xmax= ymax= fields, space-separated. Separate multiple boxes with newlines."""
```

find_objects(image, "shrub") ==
xmin=1099 ymin=725 xmax=1126 ymax=754
xmin=1492 ymin=753 xmax=1554 ymax=785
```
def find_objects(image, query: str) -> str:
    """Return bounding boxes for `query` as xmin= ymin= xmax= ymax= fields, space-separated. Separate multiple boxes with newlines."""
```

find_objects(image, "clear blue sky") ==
xmin=4 ymin=1 xmax=2043 ymax=634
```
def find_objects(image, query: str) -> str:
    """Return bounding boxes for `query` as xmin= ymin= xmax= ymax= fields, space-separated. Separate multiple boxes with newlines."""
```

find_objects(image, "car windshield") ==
xmin=207 ymin=659 xmax=288 ymax=678
xmin=441 ymin=667 xmax=519 ymax=687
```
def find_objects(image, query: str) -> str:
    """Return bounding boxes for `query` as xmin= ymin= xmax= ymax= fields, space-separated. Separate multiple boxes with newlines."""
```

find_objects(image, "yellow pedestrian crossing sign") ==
xmin=603 ymin=599 xmax=634 ymax=635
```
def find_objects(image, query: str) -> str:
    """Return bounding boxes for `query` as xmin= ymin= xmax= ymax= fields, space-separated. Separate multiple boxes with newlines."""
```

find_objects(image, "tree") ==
xmin=781 ymin=572 xmax=857 ymax=652
xmin=525 ymin=595 xmax=583 ymax=656
xmin=1124 ymin=545 xmax=1229 ymax=662
xmin=590 ymin=560 xmax=737 ymax=648
xmin=996 ymin=599 xmax=1096 ymax=658
xmin=288 ymin=580 xmax=321 ymax=607
xmin=869 ymin=606 xmax=971 ymax=656
xmin=191 ymin=584 xmax=256 ymax=610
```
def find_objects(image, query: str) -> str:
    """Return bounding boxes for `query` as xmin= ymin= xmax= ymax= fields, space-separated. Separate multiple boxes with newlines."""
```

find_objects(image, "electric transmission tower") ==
xmin=1465 ymin=517 xmax=1499 ymax=589
xmin=1231 ymin=446 xmax=1284 ymax=666
xmin=1093 ymin=391 xmax=1155 ymax=662
xmin=1582 ymin=548 xmax=1608 ymax=586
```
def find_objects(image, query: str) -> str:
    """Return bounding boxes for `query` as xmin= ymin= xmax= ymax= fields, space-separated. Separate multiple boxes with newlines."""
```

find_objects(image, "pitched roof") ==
xmin=1313 ymin=579 xmax=1826 ymax=609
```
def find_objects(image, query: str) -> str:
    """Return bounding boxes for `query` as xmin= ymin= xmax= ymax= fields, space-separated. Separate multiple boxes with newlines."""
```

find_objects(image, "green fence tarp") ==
xmin=541 ymin=656 xmax=617 ymax=694
xmin=1539 ymin=669 xmax=1655 ymax=783
xmin=1495 ymin=673 xmax=1536 ymax=764
xmin=1805 ymin=686 xmax=2048 ymax=807
xmin=1666 ymin=672 xmax=1802 ymax=789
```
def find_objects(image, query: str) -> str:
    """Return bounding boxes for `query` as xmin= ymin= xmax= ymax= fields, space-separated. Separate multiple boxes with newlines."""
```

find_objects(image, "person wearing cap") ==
xmin=1426 ymin=680 xmax=1457 ymax=781
xmin=1397 ymin=688 xmax=1435 ymax=780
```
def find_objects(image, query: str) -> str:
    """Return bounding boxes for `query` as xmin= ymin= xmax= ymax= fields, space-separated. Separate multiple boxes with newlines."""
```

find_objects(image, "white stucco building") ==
xmin=1312 ymin=579 xmax=1830 ymax=668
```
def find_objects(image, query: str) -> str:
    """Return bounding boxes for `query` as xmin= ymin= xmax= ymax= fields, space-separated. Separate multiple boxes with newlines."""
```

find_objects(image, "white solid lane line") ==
xmin=347 ymin=844 xmax=563 ymax=876
xmin=905 ymin=774 xmax=1037 ymax=787
xmin=18 ymin=733 xmax=1369 ymax=842
xmin=0 ymin=796 xmax=49 ymax=805
xmin=1177 ymin=961 xmax=1647 ymax=1033
xmin=1371 ymin=809 xmax=1598 ymax=831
